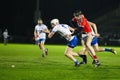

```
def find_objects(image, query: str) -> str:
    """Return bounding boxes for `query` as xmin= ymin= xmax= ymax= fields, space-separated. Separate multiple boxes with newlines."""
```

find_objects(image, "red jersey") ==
xmin=72 ymin=15 xmax=92 ymax=33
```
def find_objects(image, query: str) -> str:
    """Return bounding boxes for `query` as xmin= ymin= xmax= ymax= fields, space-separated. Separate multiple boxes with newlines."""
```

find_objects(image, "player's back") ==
xmin=55 ymin=24 xmax=72 ymax=36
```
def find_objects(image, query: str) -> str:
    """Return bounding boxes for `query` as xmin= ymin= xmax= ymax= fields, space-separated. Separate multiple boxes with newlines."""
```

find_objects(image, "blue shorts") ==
xmin=67 ymin=36 xmax=78 ymax=48
xmin=91 ymin=37 xmax=98 ymax=46
xmin=37 ymin=38 xmax=46 ymax=44
xmin=4 ymin=38 xmax=8 ymax=40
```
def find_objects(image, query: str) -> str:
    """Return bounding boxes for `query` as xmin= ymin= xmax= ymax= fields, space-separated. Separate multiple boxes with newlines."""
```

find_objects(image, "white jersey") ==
xmin=35 ymin=24 xmax=48 ymax=39
xmin=3 ymin=31 xmax=8 ymax=38
xmin=52 ymin=24 xmax=73 ymax=41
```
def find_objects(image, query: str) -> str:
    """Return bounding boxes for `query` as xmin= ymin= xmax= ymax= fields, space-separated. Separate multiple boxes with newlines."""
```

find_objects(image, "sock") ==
xmin=74 ymin=60 xmax=78 ymax=65
xmin=79 ymin=55 xmax=87 ymax=63
xmin=93 ymin=55 xmax=98 ymax=60
xmin=105 ymin=48 xmax=111 ymax=52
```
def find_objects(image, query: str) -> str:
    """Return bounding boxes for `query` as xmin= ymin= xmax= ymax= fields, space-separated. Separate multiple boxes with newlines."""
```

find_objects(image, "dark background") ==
xmin=0 ymin=0 xmax=120 ymax=45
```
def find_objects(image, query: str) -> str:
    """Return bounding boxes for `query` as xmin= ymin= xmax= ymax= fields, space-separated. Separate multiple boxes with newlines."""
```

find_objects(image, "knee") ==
xmin=94 ymin=49 xmax=98 ymax=52
xmin=93 ymin=47 xmax=99 ymax=52
xmin=38 ymin=44 xmax=42 ymax=49
xmin=64 ymin=52 xmax=68 ymax=56
xmin=64 ymin=52 xmax=69 ymax=57
xmin=95 ymin=49 xmax=101 ymax=52
xmin=86 ymin=43 xmax=91 ymax=48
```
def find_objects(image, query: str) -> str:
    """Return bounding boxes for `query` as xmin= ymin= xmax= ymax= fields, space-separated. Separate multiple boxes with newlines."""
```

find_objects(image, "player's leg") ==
xmin=77 ymin=39 xmax=87 ymax=64
xmin=64 ymin=46 xmax=80 ymax=66
xmin=40 ymin=40 xmax=48 ymax=57
xmin=70 ymin=52 xmax=79 ymax=56
xmin=91 ymin=37 xmax=107 ymax=52
xmin=64 ymin=47 xmax=77 ymax=61
xmin=104 ymin=48 xmax=117 ymax=54
xmin=65 ymin=36 xmax=80 ymax=66
xmin=37 ymin=39 xmax=48 ymax=57
xmin=80 ymin=36 xmax=100 ymax=65
xmin=70 ymin=47 xmax=87 ymax=64
xmin=93 ymin=43 xmax=105 ymax=52
xmin=3 ymin=38 xmax=5 ymax=45
xmin=85 ymin=34 xmax=100 ymax=67
xmin=90 ymin=36 xmax=99 ymax=60
xmin=93 ymin=41 xmax=117 ymax=54
xmin=6 ymin=38 xmax=8 ymax=45
xmin=71 ymin=39 xmax=85 ymax=57
xmin=40 ymin=41 xmax=45 ymax=57
xmin=4 ymin=38 xmax=7 ymax=45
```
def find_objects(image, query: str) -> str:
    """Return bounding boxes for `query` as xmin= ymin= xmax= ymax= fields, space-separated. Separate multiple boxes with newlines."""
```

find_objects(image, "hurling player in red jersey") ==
xmin=71 ymin=10 xmax=100 ymax=67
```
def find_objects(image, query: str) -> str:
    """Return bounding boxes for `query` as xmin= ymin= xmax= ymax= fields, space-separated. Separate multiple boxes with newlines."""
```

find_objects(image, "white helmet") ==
xmin=50 ymin=19 xmax=59 ymax=25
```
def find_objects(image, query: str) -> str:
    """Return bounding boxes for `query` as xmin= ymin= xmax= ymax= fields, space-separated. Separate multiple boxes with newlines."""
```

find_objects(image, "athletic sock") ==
xmin=74 ymin=60 xmax=79 ymax=65
xmin=105 ymin=48 xmax=111 ymax=52
xmin=79 ymin=55 xmax=87 ymax=63
xmin=93 ymin=55 xmax=98 ymax=60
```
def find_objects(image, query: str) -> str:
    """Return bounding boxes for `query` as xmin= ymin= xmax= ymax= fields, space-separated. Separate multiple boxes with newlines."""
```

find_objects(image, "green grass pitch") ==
xmin=0 ymin=43 xmax=120 ymax=80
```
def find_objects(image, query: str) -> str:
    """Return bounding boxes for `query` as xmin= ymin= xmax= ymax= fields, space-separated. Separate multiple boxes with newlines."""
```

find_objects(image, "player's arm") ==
xmin=48 ymin=26 xmax=58 ymax=38
xmin=42 ymin=29 xmax=50 ymax=34
xmin=69 ymin=20 xmax=78 ymax=28
xmin=88 ymin=21 xmax=100 ymax=37
xmin=42 ymin=25 xmax=50 ymax=34
xmin=71 ymin=27 xmax=83 ymax=36
xmin=48 ymin=32 xmax=54 ymax=38
xmin=69 ymin=26 xmax=75 ymax=32
xmin=34 ymin=30 xmax=38 ymax=38
xmin=70 ymin=20 xmax=83 ymax=36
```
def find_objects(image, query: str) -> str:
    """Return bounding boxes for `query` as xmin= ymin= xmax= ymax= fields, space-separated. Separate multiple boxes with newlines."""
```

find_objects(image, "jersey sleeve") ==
xmin=34 ymin=25 xmax=38 ymax=31
xmin=52 ymin=26 xmax=58 ymax=33
xmin=42 ymin=25 xmax=48 ymax=30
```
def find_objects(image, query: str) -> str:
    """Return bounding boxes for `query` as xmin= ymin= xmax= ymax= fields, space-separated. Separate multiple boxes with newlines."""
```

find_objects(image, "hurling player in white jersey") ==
xmin=34 ymin=18 xmax=50 ymax=57
xmin=78 ymin=21 xmax=117 ymax=64
xmin=3 ymin=29 xmax=9 ymax=45
xmin=48 ymin=19 xmax=84 ymax=67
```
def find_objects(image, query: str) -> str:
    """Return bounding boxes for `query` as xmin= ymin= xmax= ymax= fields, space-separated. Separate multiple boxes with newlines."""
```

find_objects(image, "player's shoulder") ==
xmin=61 ymin=24 xmax=68 ymax=26
xmin=54 ymin=24 xmax=59 ymax=28
xmin=81 ymin=14 xmax=84 ymax=17
xmin=41 ymin=24 xmax=46 ymax=26
xmin=81 ymin=14 xmax=85 ymax=18
xmin=35 ymin=24 xmax=39 ymax=27
xmin=35 ymin=24 xmax=47 ymax=27
xmin=53 ymin=24 xmax=60 ymax=30
xmin=59 ymin=24 xmax=69 ymax=29
xmin=41 ymin=24 xmax=48 ymax=28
